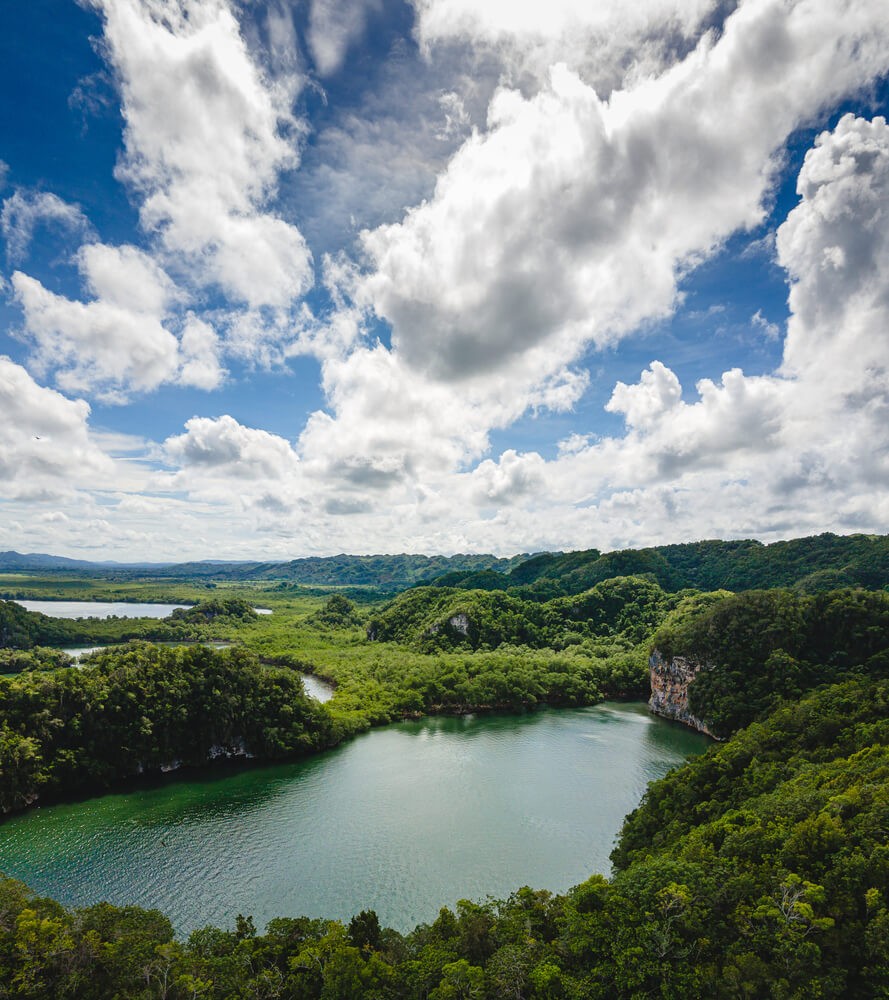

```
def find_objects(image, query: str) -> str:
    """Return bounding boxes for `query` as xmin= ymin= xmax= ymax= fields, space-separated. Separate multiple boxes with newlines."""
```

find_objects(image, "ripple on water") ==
xmin=0 ymin=704 xmax=710 ymax=933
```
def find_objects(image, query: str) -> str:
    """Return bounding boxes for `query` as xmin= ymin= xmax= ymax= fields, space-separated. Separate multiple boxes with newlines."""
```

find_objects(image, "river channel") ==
xmin=0 ymin=702 xmax=709 ymax=934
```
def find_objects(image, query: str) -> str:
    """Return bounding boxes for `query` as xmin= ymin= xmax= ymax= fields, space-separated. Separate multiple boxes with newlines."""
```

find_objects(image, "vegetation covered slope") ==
xmin=432 ymin=532 xmax=889 ymax=599
xmin=652 ymin=587 xmax=889 ymax=737
xmin=4 ymin=531 xmax=887 ymax=594
xmin=366 ymin=576 xmax=678 ymax=651
xmin=2 ymin=678 xmax=888 ymax=998
xmin=0 ymin=644 xmax=350 ymax=815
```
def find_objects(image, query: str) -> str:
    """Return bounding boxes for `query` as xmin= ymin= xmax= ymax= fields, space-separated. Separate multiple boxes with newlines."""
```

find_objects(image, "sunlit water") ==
xmin=299 ymin=672 xmax=335 ymax=702
xmin=0 ymin=703 xmax=708 ymax=934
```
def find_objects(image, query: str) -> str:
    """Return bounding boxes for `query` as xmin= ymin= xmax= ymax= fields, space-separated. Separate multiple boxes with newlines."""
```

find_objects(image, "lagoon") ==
xmin=0 ymin=702 xmax=708 ymax=935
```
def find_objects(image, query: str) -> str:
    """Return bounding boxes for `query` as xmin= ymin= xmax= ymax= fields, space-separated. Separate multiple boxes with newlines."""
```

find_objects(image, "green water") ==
xmin=0 ymin=703 xmax=709 ymax=934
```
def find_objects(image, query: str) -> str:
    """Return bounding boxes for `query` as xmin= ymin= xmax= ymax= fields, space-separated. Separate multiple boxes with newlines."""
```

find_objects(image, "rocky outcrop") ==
xmin=648 ymin=649 xmax=718 ymax=738
xmin=446 ymin=613 xmax=471 ymax=636
xmin=425 ymin=612 xmax=472 ymax=638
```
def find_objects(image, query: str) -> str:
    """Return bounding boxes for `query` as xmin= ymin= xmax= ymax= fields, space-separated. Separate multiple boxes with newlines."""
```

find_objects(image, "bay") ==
xmin=0 ymin=703 xmax=709 ymax=934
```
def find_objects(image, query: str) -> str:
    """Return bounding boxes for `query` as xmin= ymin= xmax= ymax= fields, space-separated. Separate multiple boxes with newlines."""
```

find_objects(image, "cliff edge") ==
xmin=648 ymin=649 xmax=718 ymax=738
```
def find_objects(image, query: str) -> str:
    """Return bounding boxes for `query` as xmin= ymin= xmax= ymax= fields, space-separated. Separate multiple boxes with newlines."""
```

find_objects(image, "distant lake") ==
xmin=17 ymin=601 xmax=274 ymax=619
xmin=0 ymin=702 xmax=709 ymax=935
xmin=19 ymin=600 xmax=187 ymax=619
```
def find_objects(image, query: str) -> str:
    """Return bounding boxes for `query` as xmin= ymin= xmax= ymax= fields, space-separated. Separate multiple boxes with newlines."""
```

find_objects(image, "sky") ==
xmin=1 ymin=0 xmax=888 ymax=562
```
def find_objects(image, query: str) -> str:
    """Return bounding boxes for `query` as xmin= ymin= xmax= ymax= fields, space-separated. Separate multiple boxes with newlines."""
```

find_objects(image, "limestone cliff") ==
xmin=648 ymin=649 xmax=718 ymax=738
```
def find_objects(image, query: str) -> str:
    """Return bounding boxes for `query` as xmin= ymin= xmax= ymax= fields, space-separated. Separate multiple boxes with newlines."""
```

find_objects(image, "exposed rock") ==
xmin=447 ymin=613 xmax=471 ymax=636
xmin=207 ymin=740 xmax=252 ymax=760
xmin=648 ymin=649 xmax=718 ymax=738
xmin=425 ymin=612 xmax=472 ymax=638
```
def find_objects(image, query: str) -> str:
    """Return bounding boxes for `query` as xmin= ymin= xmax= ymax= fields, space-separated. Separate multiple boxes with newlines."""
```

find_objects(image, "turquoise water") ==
xmin=0 ymin=703 xmax=708 ymax=934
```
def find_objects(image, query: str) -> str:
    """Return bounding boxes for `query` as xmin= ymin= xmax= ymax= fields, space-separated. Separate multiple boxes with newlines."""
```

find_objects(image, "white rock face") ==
xmin=448 ymin=613 xmax=471 ymax=636
xmin=648 ymin=649 xmax=718 ymax=738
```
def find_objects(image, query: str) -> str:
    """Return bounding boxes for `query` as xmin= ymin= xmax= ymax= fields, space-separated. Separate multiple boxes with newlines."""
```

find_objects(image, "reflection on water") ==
xmin=0 ymin=702 xmax=709 ymax=935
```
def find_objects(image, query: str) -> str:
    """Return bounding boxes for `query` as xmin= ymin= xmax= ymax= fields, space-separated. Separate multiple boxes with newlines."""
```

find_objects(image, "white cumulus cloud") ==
xmin=347 ymin=0 xmax=889 ymax=402
xmin=0 ymin=358 xmax=114 ymax=499
xmin=89 ymin=0 xmax=312 ymax=309
xmin=0 ymin=190 xmax=92 ymax=263
xmin=13 ymin=243 xmax=224 ymax=399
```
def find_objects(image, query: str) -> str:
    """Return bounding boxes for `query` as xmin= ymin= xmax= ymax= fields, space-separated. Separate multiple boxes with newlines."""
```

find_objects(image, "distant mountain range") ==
xmin=0 ymin=550 xmax=524 ymax=588
xmin=1 ymin=532 xmax=887 ymax=593
xmin=0 ymin=551 xmax=154 ymax=571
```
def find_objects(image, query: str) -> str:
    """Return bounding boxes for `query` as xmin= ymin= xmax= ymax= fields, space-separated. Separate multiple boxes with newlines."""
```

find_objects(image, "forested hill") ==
xmin=0 ymin=551 xmax=524 ymax=588
xmin=433 ymin=532 xmax=889 ymax=597
xmin=169 ymin=553 xmax=526 ymax=586
xmin=3 ymin=532 xmax=888 ymax=593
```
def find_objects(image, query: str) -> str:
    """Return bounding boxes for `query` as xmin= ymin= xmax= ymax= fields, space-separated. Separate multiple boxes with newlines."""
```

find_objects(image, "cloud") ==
xmin=606 ymin=361 xmax=683 ymax=431
xmin=436 ymin=91 xmax=471 ymax=140
xmin=154 ymin=109 xmax=889 ymax=558
xmin=413 ymin=0 xmax=717 ymax=42
xmin=412 ymin=0 xmax=727 ymax=95
xmin=6 ymin=1 xmax=889 ymax=561
xmin=474 ymin=110 xmax=889 ymax=548
xmin=751 ymin=308 xmax=781 ymax=340
xmin=88 ymin=0 xmax=312 ymax=309
xmin=179 ymin=315 xmax=226 ymax=390
xmin=285 ymin=35 xmax=498 ymax=260
xmin=470 ymin=449 xmax=547 ymax=505
xmin=12 ymin=243 xmax=224 ymax=398
xmin=307 ymin=0 xmax=381 ymax=77
xmin=165 ymin=414 xmax=300 ymax=479
xmin=346 ymin=0 xmax=889 ymax=400
xmin=0 ymin=190 xmax=92 ymax=262
xmin=778 ymin=114 xmax=889 ymax=387
xmin=0 ymin=358 xmax=114 ymax=499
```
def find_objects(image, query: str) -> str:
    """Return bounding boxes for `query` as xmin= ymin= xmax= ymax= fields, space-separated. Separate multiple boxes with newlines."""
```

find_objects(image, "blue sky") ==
xmin=1 ymin=0 xmax=888 ymax=560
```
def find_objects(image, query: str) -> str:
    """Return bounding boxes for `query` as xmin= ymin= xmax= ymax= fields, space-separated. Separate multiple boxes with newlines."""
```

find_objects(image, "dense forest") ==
xmin=3 ymin=531 xmax=888 ymax=591
xmin=434 ymin=532 xmax=889 ymax=599
xmin=0 ymin=644 xmax=351 ymax=815
xmin=2 ymin=531 xmax=889 ymax=995
xmin=652 ymin=587 xmax=889 ymax=736
xmin=0 ymin=550 xmax=524 ymax=587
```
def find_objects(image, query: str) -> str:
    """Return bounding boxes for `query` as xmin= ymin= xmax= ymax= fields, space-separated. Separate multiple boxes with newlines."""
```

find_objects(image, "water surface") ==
xmin=18 ymin=600 xmax=273 ymax=619
xmin=299 ymin=672 xmax=335 ymax=702
xmin=0 ymin=703 xmax=708 ymax=934
xmin=19 ymin=600 xmax=187 ymax=619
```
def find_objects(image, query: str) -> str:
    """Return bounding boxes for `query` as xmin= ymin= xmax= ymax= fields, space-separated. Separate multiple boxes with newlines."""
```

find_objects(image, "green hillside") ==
xmin=493 ymin=532 xmax=889 ymax=598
